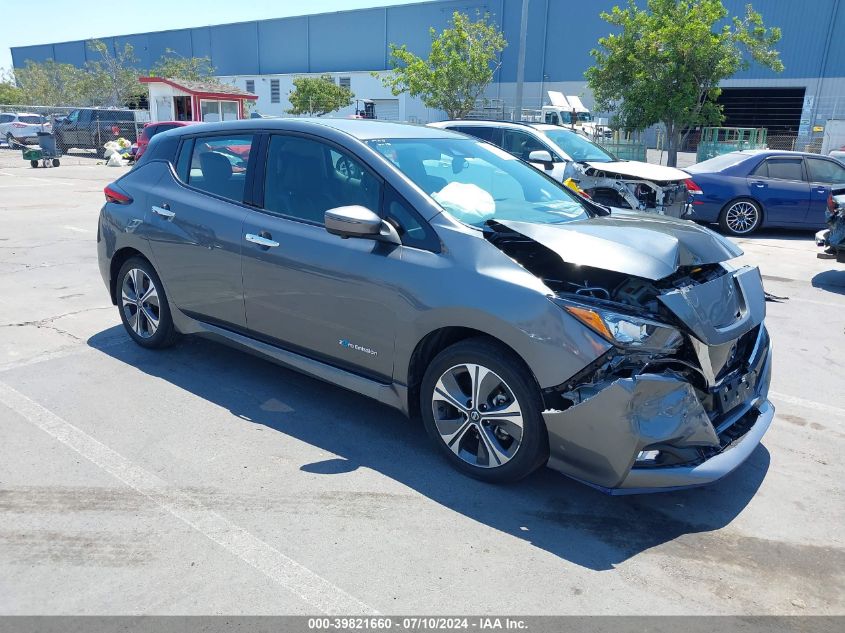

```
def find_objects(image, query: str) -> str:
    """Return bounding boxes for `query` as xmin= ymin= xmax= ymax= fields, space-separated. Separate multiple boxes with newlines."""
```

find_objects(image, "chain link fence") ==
xmin=0 ymin=104 xmax=150 ymax=156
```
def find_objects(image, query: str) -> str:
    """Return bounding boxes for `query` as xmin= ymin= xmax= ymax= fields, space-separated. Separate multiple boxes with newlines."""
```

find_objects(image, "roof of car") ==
xmin=730 ymin=149 xmax=832 ymax=159
xmin=430 ymin=119 xmax=539 ymax=130
xmin=164 ymin=117 xmax=461 ymax=140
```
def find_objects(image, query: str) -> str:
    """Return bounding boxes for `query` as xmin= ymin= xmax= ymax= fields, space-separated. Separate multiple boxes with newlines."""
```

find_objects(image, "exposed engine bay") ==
xmin=571 ymin=161 xmax=689 ymax=217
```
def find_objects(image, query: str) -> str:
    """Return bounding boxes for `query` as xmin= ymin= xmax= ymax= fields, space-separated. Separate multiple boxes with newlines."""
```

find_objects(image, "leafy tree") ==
xmin=585 ymin=0 xmax=783 ymax=166
xmin=0 ymin=69 xmax=24 ymax=104
xmin=84 ymin=39 xmax=145 ymax=107
xmin=150 ymin=50 xmax=216 ymax=82
xmin=15 ymin=59 xmax=90 ymax=106
xmin=381 ymin=11 xmax=506 ymax=119
xmin=287 ymin=75 xmax=353 ymax=117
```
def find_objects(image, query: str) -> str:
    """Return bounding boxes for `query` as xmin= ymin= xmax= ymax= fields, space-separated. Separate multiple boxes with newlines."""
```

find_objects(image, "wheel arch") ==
xmin=108 ymin=247 xmax=149 ymax=304
xmin=406 ymin=326 xmax=542 ymax=420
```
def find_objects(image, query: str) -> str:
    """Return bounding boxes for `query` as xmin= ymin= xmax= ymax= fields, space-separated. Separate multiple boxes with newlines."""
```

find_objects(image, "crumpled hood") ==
xmin=584 ymin=160 xmax=689 ymax=182
xmin=497 ymin=215 xmax=743 ymax=280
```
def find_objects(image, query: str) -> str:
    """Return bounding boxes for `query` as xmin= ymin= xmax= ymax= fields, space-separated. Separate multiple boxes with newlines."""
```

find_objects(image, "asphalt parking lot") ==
xmin=0 ymin=148 xmax=843 ymax=616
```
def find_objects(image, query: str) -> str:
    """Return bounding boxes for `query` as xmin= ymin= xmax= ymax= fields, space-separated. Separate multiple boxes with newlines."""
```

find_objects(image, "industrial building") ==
xmin=10 ymin=0 xmax=845 ymax=146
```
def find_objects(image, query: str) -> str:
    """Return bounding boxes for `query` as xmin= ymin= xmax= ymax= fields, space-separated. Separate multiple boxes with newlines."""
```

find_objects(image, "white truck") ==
xmin=821 ymin=119 xmax=845 ymax=161
xmin=536 ymin=92 xmax=611 ymax=139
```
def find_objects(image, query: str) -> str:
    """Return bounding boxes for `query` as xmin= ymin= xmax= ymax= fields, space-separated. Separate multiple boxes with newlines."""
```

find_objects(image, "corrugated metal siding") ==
xmin=10 ymin=0 xmax=845 ymax=82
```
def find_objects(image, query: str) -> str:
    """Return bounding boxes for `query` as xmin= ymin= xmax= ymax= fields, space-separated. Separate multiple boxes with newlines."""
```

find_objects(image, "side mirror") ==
xmin=325 ymin=205 xmax=400 ymax=245
xmin=528 ymin=150 xmax=554 ymax=169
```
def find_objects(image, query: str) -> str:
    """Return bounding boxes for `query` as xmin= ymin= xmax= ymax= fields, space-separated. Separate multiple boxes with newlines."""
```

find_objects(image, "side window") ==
xmin=502 ymin=129 xmax=549 ymax=161
xmin=0 ymin=114 xmax=13 ymax=123
xmin=383 ymin=187 xmax=439 ymax=251
xmin=545 ymin=112 xmax=559 ymax=125
xmin=67 ymin=110 xmax=80 ymax=124
xmin=458 ymin=126 xmax=503 ymax=147
xmin=263 ymin=135 xmax=381 ymax=224
xmin=806 ymin=157 xmax=845 ymax=183
xmin=175 ymin=139 xmax=194 ymax=179
xmin=185 ymin=134 xmax=254 ymax=202
xmin=750 ymin=160 xmax=768 ymax=177
xmin=765 ymin=158 xmax=804 ymax=182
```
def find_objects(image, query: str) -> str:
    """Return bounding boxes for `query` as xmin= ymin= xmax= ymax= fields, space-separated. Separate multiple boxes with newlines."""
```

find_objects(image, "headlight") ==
xmin=559 ymin=302 xmax=683 ymax=351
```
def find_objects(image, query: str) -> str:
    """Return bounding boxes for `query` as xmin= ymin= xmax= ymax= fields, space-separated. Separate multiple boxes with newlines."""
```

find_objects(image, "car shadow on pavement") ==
xmin=812 ymin=270 xmax=845 ymax=295
xmin=88 ymin=327 xmax=770 ymax=572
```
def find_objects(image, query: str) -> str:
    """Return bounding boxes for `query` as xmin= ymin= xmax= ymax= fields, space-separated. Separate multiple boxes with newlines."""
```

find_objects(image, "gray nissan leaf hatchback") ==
xmin=98 ymin=118 xmax=774 ymax=494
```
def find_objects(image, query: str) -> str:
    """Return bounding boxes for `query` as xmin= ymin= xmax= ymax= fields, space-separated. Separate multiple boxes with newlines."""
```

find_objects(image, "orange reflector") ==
xmin=564 ymin=306 xmax=613 ymax=341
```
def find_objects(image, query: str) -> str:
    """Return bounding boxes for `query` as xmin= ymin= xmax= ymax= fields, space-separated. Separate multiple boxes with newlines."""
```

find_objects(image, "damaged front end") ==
xmin=573 ymin=161 xmax=690 ymax=218
xmin=487 ymin=219 xmax=774 ymax=494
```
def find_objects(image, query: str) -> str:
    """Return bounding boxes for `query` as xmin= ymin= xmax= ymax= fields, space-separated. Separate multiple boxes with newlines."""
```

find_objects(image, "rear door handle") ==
xmin=245 ymin=233 xmax=280 ymax=248
xmin=152 ymin=204 xmax=175 ymax=219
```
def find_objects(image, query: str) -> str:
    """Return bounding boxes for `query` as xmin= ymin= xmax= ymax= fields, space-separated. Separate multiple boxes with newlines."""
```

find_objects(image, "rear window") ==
xmin=144 ymin=123 xmax=180 ymax=140
xmin=18 ymin=115 xmax=46 ymax=124
xmin=689 ymin=152 xmax=750 ymax=172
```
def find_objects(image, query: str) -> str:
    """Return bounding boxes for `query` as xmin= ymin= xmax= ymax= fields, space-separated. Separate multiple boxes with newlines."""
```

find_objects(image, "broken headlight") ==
xmin=558 ymin=301 xmax=683 ymax=352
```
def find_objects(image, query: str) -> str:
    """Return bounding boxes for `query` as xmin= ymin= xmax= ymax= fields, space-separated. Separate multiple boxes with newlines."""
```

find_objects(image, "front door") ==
xmin=241 ymin=133 xmax=399 ymax=380
xmin=746 ymin=157 xmax=809 ymax=225
xmin=144 ymin=132 xmax=256 ymax=328
xmin=805 ymin=156 xmax=845 ymax=227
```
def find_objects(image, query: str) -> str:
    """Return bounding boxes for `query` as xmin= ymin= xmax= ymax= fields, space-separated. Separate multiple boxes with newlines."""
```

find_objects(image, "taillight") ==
xmin=104 ymin=185 xmax=132 ymax=204
xmin=684 ymin=178 xmax=702 ymax=194
xmin=829 ymin=192 xmax=836 ymax=213
xmin=111 ymin=125 xmax=120 ymax=135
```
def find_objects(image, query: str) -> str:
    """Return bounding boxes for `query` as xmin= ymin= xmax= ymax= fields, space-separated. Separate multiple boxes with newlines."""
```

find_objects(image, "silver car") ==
xmin=97 ymin=119 xmax=774 ymax=494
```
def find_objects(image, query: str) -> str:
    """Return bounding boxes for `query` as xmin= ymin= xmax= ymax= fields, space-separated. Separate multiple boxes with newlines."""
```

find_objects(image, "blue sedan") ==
xmin=684 ymin=150 xmax=845 ymax=236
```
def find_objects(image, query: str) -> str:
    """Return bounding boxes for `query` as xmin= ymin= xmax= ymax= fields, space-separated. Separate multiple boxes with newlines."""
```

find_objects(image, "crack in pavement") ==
xmin=0 ymin=306 xmax=113 ymax=343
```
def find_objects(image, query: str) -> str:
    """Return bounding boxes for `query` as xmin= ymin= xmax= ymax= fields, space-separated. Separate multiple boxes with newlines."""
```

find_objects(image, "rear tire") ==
xmin=719 ymin=198 xmax=762 ymax=236
xmin=420 ymin=338 xmax=548 ymax=483
xmin=30 ymin=160 xmax=38 ymax=168
xmin=52 ymin=159 xmax=60 ymax=167
xmin=116 ymin=257 xmax=179 ymax=349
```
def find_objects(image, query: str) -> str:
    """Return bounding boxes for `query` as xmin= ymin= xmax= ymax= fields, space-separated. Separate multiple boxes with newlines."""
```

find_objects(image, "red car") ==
xmin=135 ymin=121 xmax=194 ymax=160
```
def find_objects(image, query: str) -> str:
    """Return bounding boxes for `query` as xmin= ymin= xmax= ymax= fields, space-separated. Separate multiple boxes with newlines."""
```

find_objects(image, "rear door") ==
xmin=144 ymin=132 xmax=257 ymax=328
xmin=746 ymin=157 xmax=809 ymax=225
xmin=241 ymin=132 xmax=401 ymax=380
xmin=805 ymin=156 xmax=845 ymax=227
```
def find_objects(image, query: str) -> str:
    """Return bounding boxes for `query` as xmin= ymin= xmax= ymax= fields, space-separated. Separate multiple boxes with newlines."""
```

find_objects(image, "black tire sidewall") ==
xmin=719 ymin=198 xmax=762 ymax=236
xmin=419 ymin=338 xmax=548 ymax=483
xmin=116 ymin=257 xmax=177 ymax=349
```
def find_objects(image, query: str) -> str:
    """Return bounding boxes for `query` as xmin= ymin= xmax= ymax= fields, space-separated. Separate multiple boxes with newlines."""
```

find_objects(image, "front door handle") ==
xmin=152 ymin=204 xmax=175 ymax=219
xmin=245 ymin=233 xmax=280 ymax=248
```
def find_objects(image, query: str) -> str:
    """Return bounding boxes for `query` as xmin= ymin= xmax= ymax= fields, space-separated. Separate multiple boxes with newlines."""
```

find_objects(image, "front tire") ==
xmin=116 ymin=257 xmax=178 ymax=349
xmin=719 ymin=198 xmax=762 ymax=236
xmin=420 ymin=338 xmax=548 ymax=483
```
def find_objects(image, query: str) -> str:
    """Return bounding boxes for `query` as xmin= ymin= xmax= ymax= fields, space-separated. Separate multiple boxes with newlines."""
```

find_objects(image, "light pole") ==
xmin=513 ymin=0 xmax=529 ymax=122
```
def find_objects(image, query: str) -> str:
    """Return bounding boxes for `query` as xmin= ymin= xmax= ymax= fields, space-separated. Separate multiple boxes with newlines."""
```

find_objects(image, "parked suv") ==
xmin=431 ymin=120 xmax=692 ymax=217
xmin=0 ymin=112 xmax=50 ymax=146
xmin=54 ymin=108 xmax=138 ymax=155
xmin=98 ymin=119 xmax=773 ymax=493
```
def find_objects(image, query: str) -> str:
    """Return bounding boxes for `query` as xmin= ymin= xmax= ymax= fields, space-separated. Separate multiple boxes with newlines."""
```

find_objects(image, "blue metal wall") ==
xmin=10 ymin=0 xmax=845 ymax=81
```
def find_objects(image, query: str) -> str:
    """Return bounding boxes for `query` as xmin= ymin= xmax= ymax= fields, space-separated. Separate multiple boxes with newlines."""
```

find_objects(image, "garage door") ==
xmin=373 ymin=99 xmax=400 ymax=121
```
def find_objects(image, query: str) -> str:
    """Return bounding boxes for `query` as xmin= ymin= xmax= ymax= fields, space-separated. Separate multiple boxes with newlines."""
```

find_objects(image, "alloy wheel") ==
xmin=725 ymin=201 xmax=760 ymax=234
xmin=121 ymin=268 xmax=160 ymax=339
xmin=431 ymin=363 xmax=524 ymax=469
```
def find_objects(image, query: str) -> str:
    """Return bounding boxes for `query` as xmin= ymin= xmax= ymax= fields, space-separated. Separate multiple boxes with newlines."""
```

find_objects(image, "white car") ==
xmin=0 ymin=112 xmax=51 ymax=146
xmin=430 ymin=120 xmax=692 ymax=217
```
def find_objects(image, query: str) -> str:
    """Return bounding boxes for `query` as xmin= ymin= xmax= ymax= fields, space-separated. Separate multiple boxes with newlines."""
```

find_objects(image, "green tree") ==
xmin=15 ymin=59 xmax=89 ymax=106
xmin=287 ymin=75 xmax=353 ymax=117
xmin=585 ymin=0 xmax=783 ymax=166
xmin=84 ymin=39 xmax=145 ymax=107
xmin=381 ymin=11 xmax=506 ymax=119
xmin=0 ymin=69 xmax=23 ymax=104
xmin=150 ymin=50 xmax=216 ymax=82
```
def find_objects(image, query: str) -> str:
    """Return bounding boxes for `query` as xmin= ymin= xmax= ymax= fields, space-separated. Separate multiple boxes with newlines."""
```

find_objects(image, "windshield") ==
xmin=542 ymin=129 xmax=615 ymax=162
xmin=366 ymin=138 xmax=590 ymax=227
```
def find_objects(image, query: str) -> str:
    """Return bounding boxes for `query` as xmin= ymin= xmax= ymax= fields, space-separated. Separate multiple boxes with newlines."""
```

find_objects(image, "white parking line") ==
xmin=63 ymin=225 xmax=91 ymax=233
xmin=770 ymin=390 xmax=845 ymax=418
xmin=0 ymin=380 xmax=378 ymax=616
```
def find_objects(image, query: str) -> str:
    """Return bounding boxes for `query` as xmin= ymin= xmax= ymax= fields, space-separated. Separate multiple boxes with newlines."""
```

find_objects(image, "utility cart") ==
xmin=21 ymin=132 xmax=61 ymax=168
